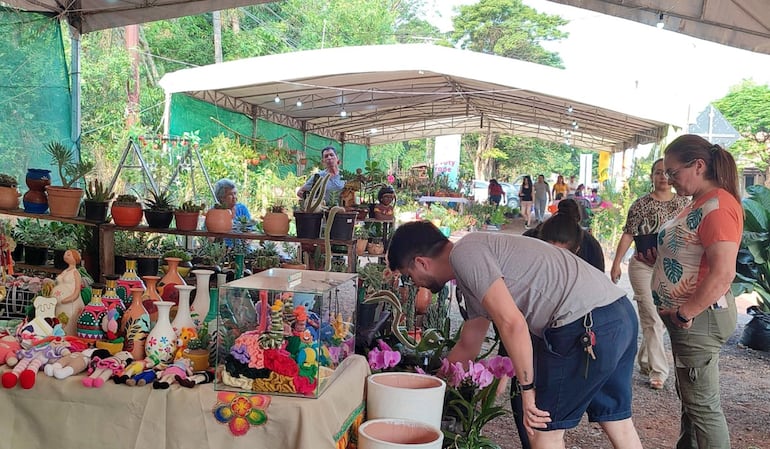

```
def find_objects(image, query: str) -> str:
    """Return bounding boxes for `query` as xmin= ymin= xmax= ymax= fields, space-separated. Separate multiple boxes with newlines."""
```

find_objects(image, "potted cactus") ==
xmin=262 ymin=200 xmax=290 ymax=237
xmin=174 ymin=200 xmax=205 ymax=231
xmin=294 ymin=173 xmax=330 ymax=238
xmin=0 ymin=173 xmax=20 ymax=209
xmin=84 ymin=178 xmax=115 ymax=223
xmin=44 ymin=141 xmax=95 ymax=218
xmin=111 ymin=194 xmax=143 ymax=227
xmin=143 ymin=189 xmax=174 ymax=229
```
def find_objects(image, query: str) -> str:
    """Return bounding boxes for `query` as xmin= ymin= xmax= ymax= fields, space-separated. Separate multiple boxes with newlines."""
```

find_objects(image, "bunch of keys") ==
xmin=581 ymin=313 xmax=596 ymax=378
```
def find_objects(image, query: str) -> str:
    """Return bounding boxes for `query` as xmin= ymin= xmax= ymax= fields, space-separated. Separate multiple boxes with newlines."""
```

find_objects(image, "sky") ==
xmin=424 ymin=0 xmax=770 ymax=128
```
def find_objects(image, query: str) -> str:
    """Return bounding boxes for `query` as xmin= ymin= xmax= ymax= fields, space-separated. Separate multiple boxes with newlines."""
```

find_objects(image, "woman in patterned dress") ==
xmin=610 ymin=159 xmax=690 ymax=389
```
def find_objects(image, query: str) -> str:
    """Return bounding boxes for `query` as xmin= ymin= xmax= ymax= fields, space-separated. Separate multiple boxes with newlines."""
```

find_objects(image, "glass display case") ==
xmin=215 ymin=268 xmax=357 ymax=398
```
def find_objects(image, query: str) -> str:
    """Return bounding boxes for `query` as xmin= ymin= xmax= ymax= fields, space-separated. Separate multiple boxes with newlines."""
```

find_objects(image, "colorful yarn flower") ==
xmin=212 ymin=392 xmax=271 ymax=436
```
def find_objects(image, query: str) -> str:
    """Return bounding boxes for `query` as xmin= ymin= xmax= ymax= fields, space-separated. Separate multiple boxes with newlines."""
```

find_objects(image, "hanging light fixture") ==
xmin=656 ymin=13 xmax=665 ymax=29
xmin=567 ymin=105 xmax=573 ymax=114
xmin=296 ymin=98 xmax=302 ymax=107
xmin=340 ymin=108 xmax=347 ymax=118
xmin=572 ymin=120 xmax=579 ymax=129
xmin=274 ymin=94 xmax=281 ymax=103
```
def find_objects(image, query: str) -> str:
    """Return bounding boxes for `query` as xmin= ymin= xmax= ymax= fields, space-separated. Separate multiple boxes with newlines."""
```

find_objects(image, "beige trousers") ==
xmin=628 ymin=257 xmax=669 ymax=382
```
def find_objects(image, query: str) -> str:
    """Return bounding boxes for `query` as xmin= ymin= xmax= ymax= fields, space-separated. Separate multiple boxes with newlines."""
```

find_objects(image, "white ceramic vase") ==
xmin=358 ymin=419 xmax=443 ymax=449
xmin=190 ymin=269 xmax=214 ymax=329
xmin=366 ymin=372 xmax=446 ymax=430
xmin=145 ymin=301 xmax=176 ymax=364
xmin=171 ymin=284 xmax=196 ymax=335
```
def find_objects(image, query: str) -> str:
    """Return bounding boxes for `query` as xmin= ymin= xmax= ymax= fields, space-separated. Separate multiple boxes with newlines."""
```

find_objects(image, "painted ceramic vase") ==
xmin=190 ymin=269 xmax=214 ymax=329
xmin=145 ymin=301 xmax=176 ymax=364
xmin=171 ymin=284 xmax=196 ymax=336
xmin=157 ymin=257 xmax=186 ymax=304
xmin=117 ymin=259 xmax=145 ymax=304
xmin=120 ymin=288 xmax=150 ymax=361
xmin=101 ymin=275 xmax=126 ymax=339
xmin=141 ymin=275 xmax=162 ymax=325
xmin=76 ymin=286 xmax=107 ymax=342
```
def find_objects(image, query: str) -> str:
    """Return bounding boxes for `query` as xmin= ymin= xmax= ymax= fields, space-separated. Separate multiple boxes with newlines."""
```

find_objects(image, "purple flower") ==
xmin=367 ymin=341 xmax=402 ymax=371
xmin=484 ymin=356 xmax=515 ymax=378
xmin=469 ymin=361 xmax=494 ymax=389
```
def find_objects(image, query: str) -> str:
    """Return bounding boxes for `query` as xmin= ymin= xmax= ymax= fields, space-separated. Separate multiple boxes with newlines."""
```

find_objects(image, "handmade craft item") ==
xmin=153 ymin=357 xmax=193 ymax=389
xmin=52 ymin=249 xmax=84 ymax=336
xmin=44 ymin=347 xmax=103 ymax=380
xmin=82 ymin=350 xmax=132 ymax=388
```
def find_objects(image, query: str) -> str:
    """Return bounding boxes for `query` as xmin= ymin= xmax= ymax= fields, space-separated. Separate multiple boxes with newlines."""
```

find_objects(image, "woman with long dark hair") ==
xmin=519 ymin=175 xmax=534 ymax=228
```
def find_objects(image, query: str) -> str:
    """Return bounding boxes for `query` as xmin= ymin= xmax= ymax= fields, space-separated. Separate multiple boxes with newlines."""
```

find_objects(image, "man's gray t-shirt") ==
xmin=533 ymin=181 xmax=549 ymax=201
xmin=450 ymin=232 xmax=626 ymax=338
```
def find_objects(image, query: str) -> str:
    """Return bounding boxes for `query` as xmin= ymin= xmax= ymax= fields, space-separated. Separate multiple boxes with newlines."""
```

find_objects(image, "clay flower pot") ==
xmin=204 ymin=208 xmax=233 ymax=233
xmin=262 ymin=212 xmax=290 ymax=236
xmin=174 ymin=211 xmax=200 ymax=231
xmin=366 ymin=372 xmax=446 ymax=429
xmin=112 ymin=203 xmax=143 ymax=227
xmin=0 ymin=186 xmax=21 ymax=209
xmin=46 ymin=186 xmax=84 ymax=218
xmin=358 ymin=419 xmax=443 ymax=449
xmin=414 ymin=288 xmax=432 ymax=315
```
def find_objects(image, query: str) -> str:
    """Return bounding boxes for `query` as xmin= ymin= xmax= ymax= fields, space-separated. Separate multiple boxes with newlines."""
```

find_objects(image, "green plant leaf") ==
xmin=743 ymin=198 xmax=769 ymax=233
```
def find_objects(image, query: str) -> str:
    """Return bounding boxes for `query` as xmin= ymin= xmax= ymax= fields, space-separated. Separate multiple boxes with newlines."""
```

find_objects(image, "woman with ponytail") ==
xmin=650 ymin=134 xmax=743 ymax=448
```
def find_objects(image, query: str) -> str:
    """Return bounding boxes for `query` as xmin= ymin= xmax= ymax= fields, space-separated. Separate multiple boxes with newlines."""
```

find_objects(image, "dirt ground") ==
xmin=477 ymin=219 xmax=770 ymax=449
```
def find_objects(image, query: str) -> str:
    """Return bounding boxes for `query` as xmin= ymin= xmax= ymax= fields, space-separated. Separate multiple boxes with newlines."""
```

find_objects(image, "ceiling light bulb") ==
xmin=340 ymin=109 xmax=347 ymax=117
xmin=567 ymin=106 xmax=573 ymax=114
xmin=296 ymin=99 xmax=302 ymax=107
xmin=370 ymin=128 xmax=378 ymax=134
xmin=274 ymin=95 xmax=281 ymax=103
xmin=657 ymin=13 xmax=664 ymax=29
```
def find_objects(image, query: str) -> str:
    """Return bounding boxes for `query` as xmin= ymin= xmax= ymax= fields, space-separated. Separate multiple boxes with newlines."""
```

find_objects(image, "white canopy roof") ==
xmin=548 ymin=0 xmax=770 ymax=55
xmin=2 ymin=0 xmax=274 ymax=34
xmin=160 ymin=44 xmax=676 ymax=152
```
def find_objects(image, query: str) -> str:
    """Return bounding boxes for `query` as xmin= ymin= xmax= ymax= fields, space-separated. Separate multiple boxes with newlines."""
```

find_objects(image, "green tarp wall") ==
xmin=0 ymin=8 xmax=72 ymax=184
xmin=169 ymin=94 xmax=368 ymax=174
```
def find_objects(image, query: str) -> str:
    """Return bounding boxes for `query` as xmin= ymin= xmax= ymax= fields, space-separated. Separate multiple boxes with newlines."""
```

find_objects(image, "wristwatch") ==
xmin=675 ymin=307 xmax=691 ymax=323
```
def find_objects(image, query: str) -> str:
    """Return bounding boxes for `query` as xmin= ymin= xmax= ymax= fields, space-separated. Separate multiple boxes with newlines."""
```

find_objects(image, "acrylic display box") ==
xmin=215 ymin=268 xmax=358 ymax=398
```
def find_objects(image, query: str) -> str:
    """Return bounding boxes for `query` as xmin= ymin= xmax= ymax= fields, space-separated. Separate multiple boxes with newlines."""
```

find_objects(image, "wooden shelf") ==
xmin=14 ymin=263 xmax=64 ymax=275
xmin=0 ymin=208 xmax=99 ymax=227
xmin=106 ymin=225 xmax=354 ymax=246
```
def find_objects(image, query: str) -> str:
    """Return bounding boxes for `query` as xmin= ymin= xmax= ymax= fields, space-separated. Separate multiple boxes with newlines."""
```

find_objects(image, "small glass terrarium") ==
xmin=214 ymin=268 xmax=357 ymax=398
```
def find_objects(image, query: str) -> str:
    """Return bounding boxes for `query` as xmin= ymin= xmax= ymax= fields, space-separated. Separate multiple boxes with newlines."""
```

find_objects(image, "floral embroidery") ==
xmin=212 ymin=392 xmax=271 ymax=436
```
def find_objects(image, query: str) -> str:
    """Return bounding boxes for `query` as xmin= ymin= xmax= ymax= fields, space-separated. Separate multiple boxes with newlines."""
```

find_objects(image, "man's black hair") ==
xmin=387 ymin=221 xmax=449 ymax=271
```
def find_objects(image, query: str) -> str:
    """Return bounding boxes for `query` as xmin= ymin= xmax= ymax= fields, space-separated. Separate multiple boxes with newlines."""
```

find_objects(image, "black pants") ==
xmin=496 ymin=333 xmax=531 ymax=449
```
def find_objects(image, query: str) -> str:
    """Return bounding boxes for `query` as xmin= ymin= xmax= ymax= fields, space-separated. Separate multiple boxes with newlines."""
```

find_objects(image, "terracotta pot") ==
xmin=46 ymin=186 xmax=84 ymax=218
xmin=414 ymin=288 xmax=432 ymax=315
xmin=367 ymin=242 xmax=385 ymax=255
xmin=174 ymin=211 xmax=200 ymax=231
xmin=358 ymin=419 xmax=443 ymax=449
xmin=356 ymin=239 xmax=368 ymax=256
xmin=0 ymin=186 xmax=20 ymax=209
xmin=23 ymin=168 xmax=50 ymax=213
xmin=262 ymin=212 xmax=290 ymax=236
xmin=204 ymin=208 xmax=233 ymax=233
xmin=112 ymin=204 xmax=143 ymax=227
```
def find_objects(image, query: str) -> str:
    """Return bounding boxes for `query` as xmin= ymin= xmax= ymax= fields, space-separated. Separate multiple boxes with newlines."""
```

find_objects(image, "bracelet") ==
xmin=675 ymin=307 xmax=691 ymax=323
xmin=519 ymin=382 xmax=535 ymax=391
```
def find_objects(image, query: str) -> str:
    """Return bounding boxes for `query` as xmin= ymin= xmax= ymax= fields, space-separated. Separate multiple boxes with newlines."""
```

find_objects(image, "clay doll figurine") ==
xmin=176 ymin=369 xmax=214 ymax=388
xmin=52 ymin=249 xmax=84 ymax=336
xmin=153 ymin=357 xmax=193 ymax=389
xmin=44 ymin=347 xmax=104 ymax=380
xmin=372 ymin=186 xmax=396 ymax=220
xmin=82 ymin=350 xmax=132 ymax=388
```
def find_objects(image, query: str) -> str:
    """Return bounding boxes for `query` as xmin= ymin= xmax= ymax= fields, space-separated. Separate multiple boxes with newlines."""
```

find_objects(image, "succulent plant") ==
xmin=145 ymin=189 xmax=174 ymax=211
xmin=45 ymin=141 xmax=94 ymax=188
xmin=85 ymin=179 xmax=115 ymax=202
xmin=114 ymin=194 xmax=140 ymax=205
xmin=176 ymin=200 xmax=205 ymax=213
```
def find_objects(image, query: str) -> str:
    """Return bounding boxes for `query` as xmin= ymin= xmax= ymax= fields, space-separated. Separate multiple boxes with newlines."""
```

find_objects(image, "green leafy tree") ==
xmin=448 ymin=0 xmax=568 ymax=179
xmin=712 ymin=80 xmax=770 ymax=186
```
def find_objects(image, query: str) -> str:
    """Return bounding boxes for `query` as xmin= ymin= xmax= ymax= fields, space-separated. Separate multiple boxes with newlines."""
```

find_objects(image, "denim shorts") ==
xmin=532 ymin=296 xmax=638 ymax=430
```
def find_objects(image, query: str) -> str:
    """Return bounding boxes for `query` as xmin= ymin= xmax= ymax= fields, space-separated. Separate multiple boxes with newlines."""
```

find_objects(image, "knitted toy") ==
xmin=125 ymin=369 xmax=156 ymax=387
xmin=153 ymin=357 xmax=192 ymax=389
xmin=113 ymin=356 xmax=158 ymax=384
xmin=0 ymin=334 xmax=21 ymax=366
xmin=44 ymin=348 xmax=104 ymax=380
xmin=173 ymin=327 xmax=197 ymax=361
xmin=176 ymin=369 xmax=214 ymax=388
xmin=82 ymin=350 xmax=132 ymax=388
xmin=2 ymin=336 xmax=81 ymax=389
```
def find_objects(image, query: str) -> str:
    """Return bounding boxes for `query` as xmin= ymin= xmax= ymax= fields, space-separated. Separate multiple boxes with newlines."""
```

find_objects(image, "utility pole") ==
xmin=125 ymin=24 xmax=140 ymax=128
xmin=213 ymin=11 xmax=223 ymax=63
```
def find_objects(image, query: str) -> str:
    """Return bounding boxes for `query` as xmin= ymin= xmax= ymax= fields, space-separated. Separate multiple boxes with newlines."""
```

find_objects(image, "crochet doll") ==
xmin=2 ymin=336 xmax=80 ymax=389
xmin=113 ymin=357 xmax=158 ymax=384
xmin=0 ymin=334 xmax=21 ymax=366
xmin=82 ymin=350 xmax=132 ymax=388
xmin=44 ymin=348 xmax=105 ymax=380
xmin=176 ymin=370 xmax=214 ymax=388
xmin=125 ymin=369 xmax=157 ymax=387
xmin=153 ymin=357 xmax=192 ymax=389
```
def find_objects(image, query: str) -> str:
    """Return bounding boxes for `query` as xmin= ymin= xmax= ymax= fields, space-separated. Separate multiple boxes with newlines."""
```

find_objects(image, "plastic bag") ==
xmin=739 ymin=306 xmax=770 ymax=351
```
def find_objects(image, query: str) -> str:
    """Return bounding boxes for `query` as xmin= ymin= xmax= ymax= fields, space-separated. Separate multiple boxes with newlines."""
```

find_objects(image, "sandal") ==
xmin=649 ymin=379 xmax=664 ymax=390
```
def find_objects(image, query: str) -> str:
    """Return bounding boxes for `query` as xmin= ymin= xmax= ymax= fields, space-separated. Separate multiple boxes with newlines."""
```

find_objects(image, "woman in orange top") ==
xmin=551 ymin=175 xmax=568 ymax=200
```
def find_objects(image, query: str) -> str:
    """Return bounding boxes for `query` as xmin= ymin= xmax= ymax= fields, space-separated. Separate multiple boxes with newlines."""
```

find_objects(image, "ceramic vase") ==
xmin=76 ymin=286 xmax=107 ymax=343
xmin=101 ymin=275 xmax=126 ymax=339
xmin=366 ymin=372 xmax=447 ymax=430
xmin=120 ymin=288 xmax=150 ymax=361
xmin=22 ymin=168 xmax=51 ymax=214
xmin=171 ymin=284 xmax=196 ymax=336
xmin=117 ymin=259 xmax=145 ymax=304
xmin=190 ymin=269 xmax=214 ymax=329
xmin=157 ymin=257 xmax=186 ymax=304
xmin=145 ymin=301 xmax=176 ymax=364
xmin=141 ymin=275 xmax=162 ymax=325
xmin=358 ymin=419 xmax=443 ymax=449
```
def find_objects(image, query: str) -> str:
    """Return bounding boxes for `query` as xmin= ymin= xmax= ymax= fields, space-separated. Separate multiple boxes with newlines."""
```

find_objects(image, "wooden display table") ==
xmin=0 ymin=355 xmax=369 ymax=449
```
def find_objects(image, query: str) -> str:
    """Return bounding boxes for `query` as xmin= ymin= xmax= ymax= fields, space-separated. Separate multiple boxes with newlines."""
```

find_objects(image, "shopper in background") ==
xmin=651 ymin=135 xmax=742 ymax=448
xmin=552 ymin=175 xmax=568 ymax=200
xmin=532 ymin=174 xmax=550 ymax=224
xmin=610 ymin=159 xmax=690 ymax=390
xmin=296 ymin=145 xmax=345 ymax=204
xmin=519 ymin=175 xmax=534 ymax=228
xmin=488 ymin=179 xmax=504 ymax=207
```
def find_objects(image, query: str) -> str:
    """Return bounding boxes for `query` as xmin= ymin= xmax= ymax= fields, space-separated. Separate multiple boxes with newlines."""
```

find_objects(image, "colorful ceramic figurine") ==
xmin=52 ymin=249 xmax=85 ymax=336
xmin=373 ymin=186 xmax=396 ymax=220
